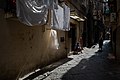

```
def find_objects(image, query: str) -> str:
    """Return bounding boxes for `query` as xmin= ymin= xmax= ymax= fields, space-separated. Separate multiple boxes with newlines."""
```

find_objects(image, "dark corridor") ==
xmin=70 ymin=27 xmax=76 ymax=51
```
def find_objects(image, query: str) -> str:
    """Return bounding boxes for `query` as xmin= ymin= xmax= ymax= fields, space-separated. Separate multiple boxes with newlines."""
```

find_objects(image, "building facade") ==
xmin=116 ymin=0 xmax=120 ymax=60
xmin=0 ymin=0 xmax=86 ymax=79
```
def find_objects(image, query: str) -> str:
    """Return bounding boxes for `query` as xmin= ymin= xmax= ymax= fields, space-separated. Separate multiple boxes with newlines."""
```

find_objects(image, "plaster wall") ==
xmin=0 ymin=11 xmax=66 ymax=80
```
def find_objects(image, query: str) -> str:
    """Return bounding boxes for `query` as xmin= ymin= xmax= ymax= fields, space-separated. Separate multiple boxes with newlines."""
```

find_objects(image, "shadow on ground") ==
xmin=23 ymin=58 xmax=73 ymax=80
xmin=62 ymin=41 xmax=120 ymax=80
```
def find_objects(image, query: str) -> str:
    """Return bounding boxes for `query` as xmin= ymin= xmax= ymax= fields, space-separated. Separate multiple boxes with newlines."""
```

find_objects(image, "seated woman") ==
xmin=74 ymin=42 xmax=82 ymax=54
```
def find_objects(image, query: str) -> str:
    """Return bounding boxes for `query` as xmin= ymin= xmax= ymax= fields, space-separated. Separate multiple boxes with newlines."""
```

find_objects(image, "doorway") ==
xmin=70 ymin=24 xmax=77 ymax=51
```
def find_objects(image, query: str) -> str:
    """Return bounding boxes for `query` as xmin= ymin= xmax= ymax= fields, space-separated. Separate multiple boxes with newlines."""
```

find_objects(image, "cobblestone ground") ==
xmin=33 ymin=40 xmax=120 ymax=80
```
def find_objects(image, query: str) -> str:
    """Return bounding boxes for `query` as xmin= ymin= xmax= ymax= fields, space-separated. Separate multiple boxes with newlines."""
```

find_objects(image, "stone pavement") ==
xmin=24 ymin=40 xmax=120 ymax=80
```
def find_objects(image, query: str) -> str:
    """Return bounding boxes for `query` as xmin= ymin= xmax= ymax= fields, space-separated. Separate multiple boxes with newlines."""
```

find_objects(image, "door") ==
xmin=71 ymin=27 xmax=76 ymax=51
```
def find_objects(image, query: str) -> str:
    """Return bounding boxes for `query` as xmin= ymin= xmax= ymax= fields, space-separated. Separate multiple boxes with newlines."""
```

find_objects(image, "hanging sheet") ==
xmin=51 ymin=5 xmax=64 ymax=30
xmin=51 ymin=4 xmax=70 ymax=31
xmin=48 ymin=0 xmax=58 ymax=9
xmin=16 ymin=0 xmax=48 ymax=26
xmin=16 ymin=0 xmax=58 ymax=26
xmin=63 ymin=4 xmax=70 ymax=31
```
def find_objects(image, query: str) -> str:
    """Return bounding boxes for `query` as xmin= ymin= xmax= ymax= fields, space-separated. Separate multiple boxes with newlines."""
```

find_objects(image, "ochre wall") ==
xmin=0 ymin=11 xmax=66 ymax=80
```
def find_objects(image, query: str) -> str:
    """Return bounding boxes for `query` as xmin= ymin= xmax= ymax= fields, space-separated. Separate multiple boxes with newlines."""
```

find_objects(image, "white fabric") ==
xmin=50 ymin=30 xmax=59 ymax=49
xmin=16 ymin=0 xmax=49 ymax=26
xmin=51 ymin=5 xmax=64 ymax=30
xmin=51 ymin=4 xmax=70 ymax=31
xmin=48 ymin=0 xmax=58 ymax=9
xmin=63 ymin=4 xmax=70 ymax=31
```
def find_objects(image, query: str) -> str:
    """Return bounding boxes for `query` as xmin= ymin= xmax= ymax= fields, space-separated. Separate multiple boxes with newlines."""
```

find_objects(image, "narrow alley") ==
xmin=1 ymin=0 xmax=120 ymax=80
xmin=21 ymin=40 xmax=120 ymax=80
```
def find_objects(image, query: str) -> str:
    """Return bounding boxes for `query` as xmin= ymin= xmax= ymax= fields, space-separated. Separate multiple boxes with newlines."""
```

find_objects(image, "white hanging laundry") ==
xmin=50 ymin=29 xmax=59 ymax=49
xmin=16 ymin=0 xmax=49 ymax=26
xmin=51 ymin=5 xmax=64 ymax=30
xmin=48 ymin=0 xmax=58 ymax=9
xmin=51 ymin=4 xmax=70 ymax=31
xmin=63 ymin=4 xmax=70 ymax=31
